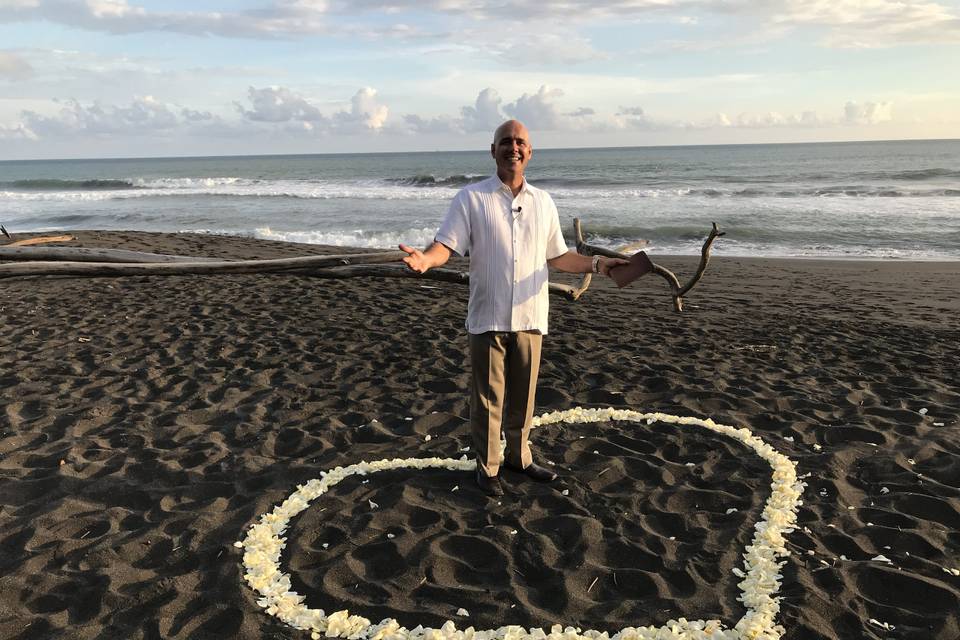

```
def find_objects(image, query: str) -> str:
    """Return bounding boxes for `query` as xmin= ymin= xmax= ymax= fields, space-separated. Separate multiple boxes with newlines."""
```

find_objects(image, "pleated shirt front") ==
xmin=435 ymin=175 xmax=568 ymax=335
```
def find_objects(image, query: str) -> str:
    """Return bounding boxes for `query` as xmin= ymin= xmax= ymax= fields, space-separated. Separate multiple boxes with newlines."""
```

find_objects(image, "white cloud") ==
xmin=0 ymin=85 xmax=909 ymax=149
xmin=180 ymin=107 xmax=215 ymax=122
xmin=0 ymin=50 xmax=33 ymax=79
xmin=799 ymin=110 xmax=822 ymax=126
xmin=236 ymin=85 xmax=388 ymax=134
xmin=695 ymin=103 xmax=893 ymax=129
xmin=480 ymin=30 xmax=606 ymax=66
xmin=400 ymin=113 xmax=459 ymax=134
xmin=3 ymin=0 xmax=957 ymax=52
xmin=843 ymin=101 xmax=893 ymax=125
xmin=327 ymin=0 xmax=697 ymax=20
xmin=5 ymin=47 xmax=297 ymax=117
xmin=10 ymin=85 xmax=385 ymax=141
xmin=497 ymin=86 xmax=654 ymax=133
xmin=400 ymin=87 xmax=505 ymax=135
xmin=704 ymin=110 xmax=820 ymax=128
xmin=405 ymin=87 xmax=601 ymax=135
xmin=333 ymin=87 xmax=389 ymax=132
xmin=0 ymin=122 xmax=37 ymax=140
xmin=20 ymin=95 xmax=181 ymax=137
xmin=611 ymin=106 xmax=653 ymax=130
xmin=9 ymin=94 xmax=256 ymax=142
xmin=0 ymin=0 xmax=332 ymax=38
xmin=460 ymin=88 xmax=505 ymax=133
xmin=407 ymin=86 xmax=867 ymax=137
xmin=772 ymin=0 xmax=960 ymax=47
xmin=85 ymin=0 xmax=144 ymax=20
xmin=421 ymin=69 xmax=765 ymax=112
xmin=237 ymin=85 xmax=326 ymax=122
xmin=503 ymin=85 xmax=566 ymax=130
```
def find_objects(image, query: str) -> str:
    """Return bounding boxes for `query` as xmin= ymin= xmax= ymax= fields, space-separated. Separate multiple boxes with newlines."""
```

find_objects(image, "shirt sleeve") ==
xmin=543 ymin=193 xmax=568 ymax=260
xmin=435 ymin=189 xmax=471 ymax=257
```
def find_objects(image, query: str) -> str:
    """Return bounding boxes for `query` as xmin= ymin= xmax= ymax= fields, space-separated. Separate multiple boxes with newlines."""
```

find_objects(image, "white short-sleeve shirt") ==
xmin=435 ymin=175 xmax=569 ymax=335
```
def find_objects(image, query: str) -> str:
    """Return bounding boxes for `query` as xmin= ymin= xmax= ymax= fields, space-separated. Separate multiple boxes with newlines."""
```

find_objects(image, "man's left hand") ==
xmin=598 ymin=256 xmax=629 ymax=276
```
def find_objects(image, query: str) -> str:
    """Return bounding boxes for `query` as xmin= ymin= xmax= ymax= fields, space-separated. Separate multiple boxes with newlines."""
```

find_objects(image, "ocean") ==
xmin=2 ymin=139 xmax=958 ymax=259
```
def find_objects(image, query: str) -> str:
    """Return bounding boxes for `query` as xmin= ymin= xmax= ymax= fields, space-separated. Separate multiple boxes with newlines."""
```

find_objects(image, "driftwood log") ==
xmin=295 ymin=264 xmax=593 ymax=301
xmin=0 ymin=251 xmax=407 ymax=279
xmin=2 ymin=235 xmax=76 ymax=247
xmin=0 ymin=249 xmax=592 ymax=301
xmin=0 ymin=221 xmax=722 ymax=309
xmin=573 ymin=218 xmax=724 ymax=312
xmin=0 ymin=246 xmax=219 ymax=263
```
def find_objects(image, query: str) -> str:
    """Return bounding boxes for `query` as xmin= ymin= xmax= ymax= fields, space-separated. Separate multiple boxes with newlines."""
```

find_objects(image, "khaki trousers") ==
xmin=469 ymin=331 xmax=542 ymax=477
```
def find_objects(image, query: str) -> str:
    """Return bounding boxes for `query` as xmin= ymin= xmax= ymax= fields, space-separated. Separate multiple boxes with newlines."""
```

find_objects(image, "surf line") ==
xmin=236 ymin=407 xmax=805 ymax=640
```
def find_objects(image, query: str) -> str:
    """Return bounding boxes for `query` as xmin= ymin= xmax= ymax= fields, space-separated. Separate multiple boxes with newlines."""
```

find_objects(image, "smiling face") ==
xmin=491 ymin=120 xmax=532 ymax=181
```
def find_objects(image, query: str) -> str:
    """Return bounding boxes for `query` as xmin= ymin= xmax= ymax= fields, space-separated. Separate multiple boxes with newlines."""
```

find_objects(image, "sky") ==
xmin=0 ymin=0 xmax=958 ymax=159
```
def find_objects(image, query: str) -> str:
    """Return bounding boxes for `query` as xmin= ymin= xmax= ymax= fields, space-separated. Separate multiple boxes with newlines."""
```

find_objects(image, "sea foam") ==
xmin=253 ymin=226 xmax=439 ymax=249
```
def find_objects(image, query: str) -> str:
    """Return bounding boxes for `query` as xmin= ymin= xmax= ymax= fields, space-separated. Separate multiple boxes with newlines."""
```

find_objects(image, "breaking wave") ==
xmin=6 ymin=179 xmax=142 ymax=190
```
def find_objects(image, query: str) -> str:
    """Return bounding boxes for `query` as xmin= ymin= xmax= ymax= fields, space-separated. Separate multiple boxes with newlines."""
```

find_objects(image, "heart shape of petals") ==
xmin=237 ymin=407 xmax=805 ymax=640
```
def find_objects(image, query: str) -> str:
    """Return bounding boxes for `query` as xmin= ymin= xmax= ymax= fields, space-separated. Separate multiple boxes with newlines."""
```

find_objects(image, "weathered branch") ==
xmin=676 ymin=222 xmax=725 ymax=300
xmin=574 ymin=219 xmax=625 ymax=260
xmin=0 ymin=243 xmax=595 ymax=300
xmin=566 ymin=271 xmax=592 ymax=300
xmin=0 ymin=251 xmax=406 ymax=280
xmin=573 ymin=218 xmax=724 ymax=311
xmin=302 ymin=264 xmax=467 ymax=283
xmin=1 ymin=235 xmax=75 ymax=247
xmin=0 ymin=218 xmax=719 ymax=309
xmin=297 ymin=264 xmax=589 ymax=301
xmin=0 ymin=246 xmax=219 ymax=263
xmin=564 ymin=222 xmax=595 ymax=299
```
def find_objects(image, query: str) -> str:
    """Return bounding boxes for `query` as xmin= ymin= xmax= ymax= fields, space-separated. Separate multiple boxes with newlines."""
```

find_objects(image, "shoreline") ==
xmin=1 ymin=230 xmax=957 ymax=639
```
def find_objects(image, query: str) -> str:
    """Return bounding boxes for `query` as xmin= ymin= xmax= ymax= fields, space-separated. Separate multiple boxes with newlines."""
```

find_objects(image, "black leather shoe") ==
xmin=505 ymin=462 xmax=557 ymax=483
xmin=476 ymin=467 xmax=503 ymax=496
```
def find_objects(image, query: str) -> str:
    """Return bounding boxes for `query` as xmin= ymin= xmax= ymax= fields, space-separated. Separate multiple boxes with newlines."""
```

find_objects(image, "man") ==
xmin=400 ymin=120 xmax=626 ymax=496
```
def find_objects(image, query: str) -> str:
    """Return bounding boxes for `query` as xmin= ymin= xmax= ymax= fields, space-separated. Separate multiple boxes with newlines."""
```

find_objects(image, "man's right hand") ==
xmin=399 ymin=243 xmax=430 ymax=273
xmin=400 ymin=241 xmax=452 ymax=273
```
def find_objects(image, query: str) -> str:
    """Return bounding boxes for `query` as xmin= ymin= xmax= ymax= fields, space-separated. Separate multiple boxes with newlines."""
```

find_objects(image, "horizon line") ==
xmin=1 ymin=136 xmax=958 ymax=164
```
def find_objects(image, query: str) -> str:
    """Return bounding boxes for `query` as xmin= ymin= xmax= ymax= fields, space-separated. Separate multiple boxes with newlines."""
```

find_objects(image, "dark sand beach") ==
xmin=1 ymin=231 xmax=958 ymax=639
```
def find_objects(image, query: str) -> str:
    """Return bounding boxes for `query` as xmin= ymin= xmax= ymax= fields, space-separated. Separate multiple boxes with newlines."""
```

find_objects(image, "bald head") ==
xmin=491 ymin=120 xmax=532 ymax=184
xmin=493 ymin=119 xmax=530 ymax=145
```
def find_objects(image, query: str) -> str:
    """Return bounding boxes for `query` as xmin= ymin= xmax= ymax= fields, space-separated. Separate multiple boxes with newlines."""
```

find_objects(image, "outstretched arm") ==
xmin=548 ymin=249 xmax=627 ymax=277
xmin=399 ymin=241 xmax=453 ymax=274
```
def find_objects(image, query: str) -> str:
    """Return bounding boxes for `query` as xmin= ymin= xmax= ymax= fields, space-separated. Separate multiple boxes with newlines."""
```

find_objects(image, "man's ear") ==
xmin=490 ymin=143 xmax=496 ymax=158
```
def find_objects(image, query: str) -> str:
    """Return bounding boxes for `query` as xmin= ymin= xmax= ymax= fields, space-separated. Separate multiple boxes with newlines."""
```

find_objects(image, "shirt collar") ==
xmin=494 ymin=174 xmax=529 ymax=196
